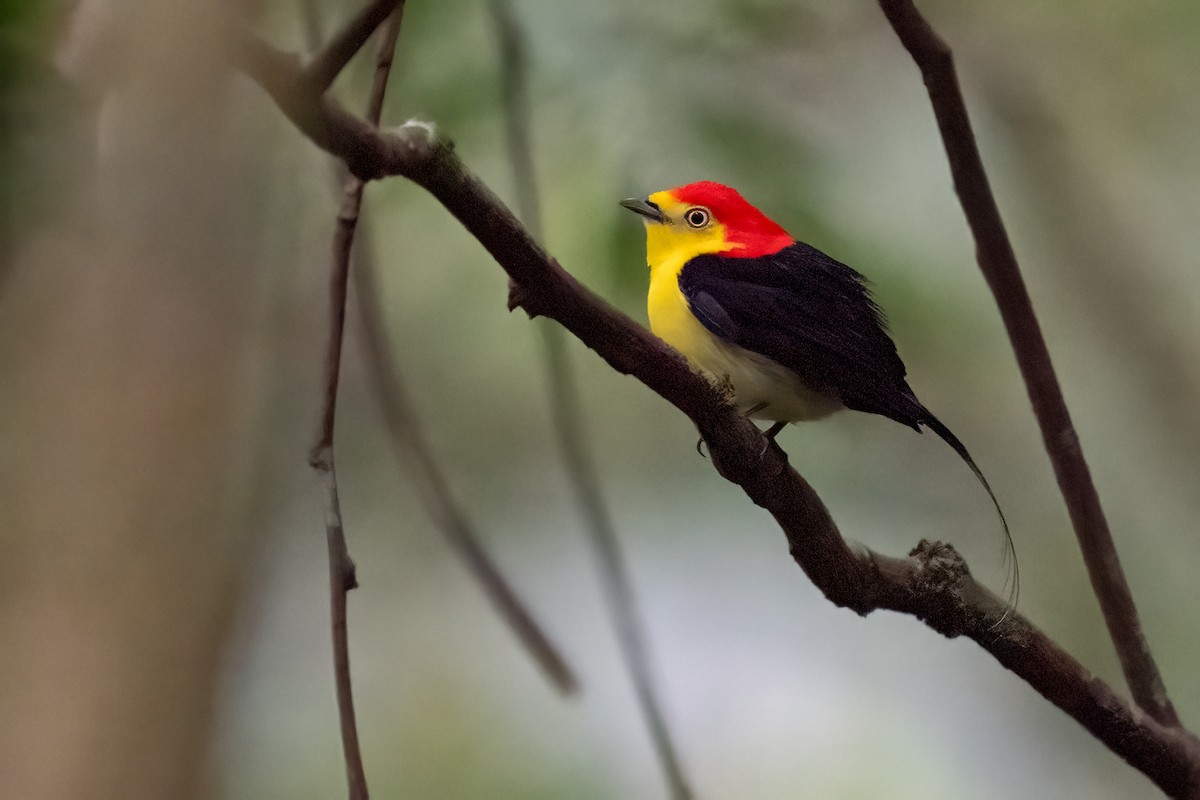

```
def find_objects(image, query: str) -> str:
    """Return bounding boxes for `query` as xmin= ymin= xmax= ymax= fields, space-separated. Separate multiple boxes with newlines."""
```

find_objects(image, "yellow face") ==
xmin=641 ymin=190 xmax=737 ymax=275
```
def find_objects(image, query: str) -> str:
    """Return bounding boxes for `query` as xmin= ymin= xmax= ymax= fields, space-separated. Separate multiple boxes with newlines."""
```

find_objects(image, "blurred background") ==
xmin=2 ymin=0 xmax=1199 ymax=798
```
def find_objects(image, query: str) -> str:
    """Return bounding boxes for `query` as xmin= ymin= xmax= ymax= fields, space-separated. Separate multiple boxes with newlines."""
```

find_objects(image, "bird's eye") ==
xmin=684 ymin=207 xmax=711 ymax=229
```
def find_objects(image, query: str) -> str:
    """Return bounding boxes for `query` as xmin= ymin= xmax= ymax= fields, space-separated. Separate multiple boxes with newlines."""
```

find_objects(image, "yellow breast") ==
xmin=647 ymin=255 xmax=715 ymax=365
xmin=644 ymin=234 xmax=841 ymax=424
xmin=642 ymin=203 xmax=734 ymax=362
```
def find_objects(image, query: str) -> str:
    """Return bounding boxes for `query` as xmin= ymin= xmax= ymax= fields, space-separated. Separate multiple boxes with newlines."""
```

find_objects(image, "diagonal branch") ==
xmin=237 ymin=32 xmax=1200 ymax=799
xmin=875 ymin=0 xmax=1178 ymax=728
xmin=301 ymin=0 xmax=404 ymax=95
xmin=489 ymin=2 xmax=691 ymax=796
xmin=308 ymin=10 xmax=405 ymax=800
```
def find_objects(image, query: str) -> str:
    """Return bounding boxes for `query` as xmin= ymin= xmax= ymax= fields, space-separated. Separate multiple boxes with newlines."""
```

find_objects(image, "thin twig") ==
xmin=489 ymin=2 xmax=691 ymax=796
xmin=875 ymin=0 xmax=1178 ymax=727
xmin=300 ymin=0 xmax=577 ymax=695
xmin=239 ymin=37 xmax=1200 ymax=797
xmin=308 ymin=176 xmax=370 ymax=800
xmin=352 ymin=238 xmax=579 ymax=694
xmin=312 ymin=461 xmax=368 ymax=800
xmin=308 ymin=11 xmax=406 ymax=800
xmin=301 ymin=0 xmax=404 ymax=95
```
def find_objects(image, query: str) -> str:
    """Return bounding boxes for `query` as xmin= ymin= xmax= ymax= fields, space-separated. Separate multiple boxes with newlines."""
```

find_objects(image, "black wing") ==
xmin=682 ymin=245 xmax=1016 ymax=595
xmin=678 ymin=242 xmax=924 ymax=428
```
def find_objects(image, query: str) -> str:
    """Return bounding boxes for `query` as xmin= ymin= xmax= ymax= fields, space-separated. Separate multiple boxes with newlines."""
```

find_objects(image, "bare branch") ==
xmin=489 ymin=1 xmax=691 ymax=796
xmin=308 ymin=11 xmax=405 ymax=800
xmin=311 ymin=459 xmax=368 ymax=800
xmin=301 ymin=0 xmax=404 ymax=95
xmin=299 ymin=0 xmax=577 ymax=695
xmin=352 ymin=238 xmax=580 ymax=694
xmin=982 ymin=79 xmax=1200 ymax=470
xmin=360 ymin=8 xmax=404 ymax=127
xmin=308 ymin=178 xmax=370 ymax=800
xmin=239 ymin=29 xmax=1200 ymax=798
xmin=875 ymin=0 xmax=1179 ymax=727
xmin=234 ymin=30 xmax=418 ymax=181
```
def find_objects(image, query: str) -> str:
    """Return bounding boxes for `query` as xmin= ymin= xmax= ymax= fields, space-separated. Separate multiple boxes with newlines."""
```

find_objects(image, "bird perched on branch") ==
xmin=621 ymin=180 xmax=1015 ymax=598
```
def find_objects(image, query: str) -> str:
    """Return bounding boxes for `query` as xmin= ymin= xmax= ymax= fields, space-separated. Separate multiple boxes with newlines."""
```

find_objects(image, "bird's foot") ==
xmin=764 ymin=421 xmax=787 ymax=440
xmin=760 ymin=421 xmax=788 ymax=459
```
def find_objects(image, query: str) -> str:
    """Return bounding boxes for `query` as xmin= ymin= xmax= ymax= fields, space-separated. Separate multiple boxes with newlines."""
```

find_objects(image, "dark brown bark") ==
xmin=876 ymin=0 xmax=1178 ymax=728
xmin=300 ymin=0 xmax=405 ymax=94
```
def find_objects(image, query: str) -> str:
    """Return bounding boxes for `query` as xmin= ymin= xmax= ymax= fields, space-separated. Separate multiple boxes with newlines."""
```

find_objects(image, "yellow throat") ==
xmin=641 ymin=190 xmax=735 ymax=359
xmin=635 ymin=190 xmax=840 ymax=424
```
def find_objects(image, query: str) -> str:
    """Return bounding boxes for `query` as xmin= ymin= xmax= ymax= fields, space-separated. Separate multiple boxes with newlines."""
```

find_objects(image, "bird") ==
xmin=621 ymin=180 xmax=1016 ymax=601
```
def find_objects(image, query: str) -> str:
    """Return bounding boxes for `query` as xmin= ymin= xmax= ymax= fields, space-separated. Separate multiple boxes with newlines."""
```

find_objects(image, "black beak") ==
xmin=620 ymin=196 xmax=667 ymax=223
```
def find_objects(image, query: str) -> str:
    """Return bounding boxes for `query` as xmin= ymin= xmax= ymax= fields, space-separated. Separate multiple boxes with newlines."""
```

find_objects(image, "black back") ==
xmin=678 ymin=242 xmax=924 ymax=429
xmin=679 ymin=242 xmax=1017 ymax=605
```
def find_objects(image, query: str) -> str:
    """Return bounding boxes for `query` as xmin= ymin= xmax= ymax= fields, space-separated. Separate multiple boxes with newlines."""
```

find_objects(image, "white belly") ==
xmin=648 ymin=271 xmax=842 ymax=423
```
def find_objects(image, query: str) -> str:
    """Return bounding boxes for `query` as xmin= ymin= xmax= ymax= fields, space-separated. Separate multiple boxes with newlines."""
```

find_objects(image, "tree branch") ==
xmin=238 ymin=29 xmax=1200 ymax=799
xmin=982 ymin=78 xmax=1200 ymax=466
xmin=489 ymin=2 xmax=691 ymax=796
xmin=298 ymin=0 xmax=577 ymax=696
xmin=875 ymin=0 xmax=1179 ymax=728
xmin=307 ymin=10 xmax=405 ymax=800
xmin=311 ymin=459 xmax=368 ymax=800
xmin=352 ymin=236 xmax=579 ymax=694
xmin=301 ymin=0 xmax=404 ymax=95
